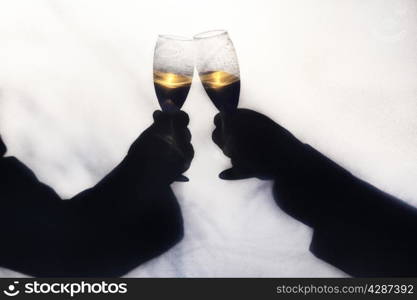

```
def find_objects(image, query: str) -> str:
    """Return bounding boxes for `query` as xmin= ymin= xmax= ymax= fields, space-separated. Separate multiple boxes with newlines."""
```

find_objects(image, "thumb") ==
xmin=219 ymin=167 xmax=253 ymax=180
xmin=175 ymin=174 xmax=190 ymax=182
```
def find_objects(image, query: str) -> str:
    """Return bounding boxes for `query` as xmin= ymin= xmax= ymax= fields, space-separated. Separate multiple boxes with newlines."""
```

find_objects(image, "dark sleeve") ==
xmin=0 ymin=156 xmax=64 ymax=276
xmin=0 ymin=156 xmax=183 ymax=277
xmin=272 ymin=144 xmax=417 ymax=277
xmin=62 ymin=157 xmax=184 ymax=277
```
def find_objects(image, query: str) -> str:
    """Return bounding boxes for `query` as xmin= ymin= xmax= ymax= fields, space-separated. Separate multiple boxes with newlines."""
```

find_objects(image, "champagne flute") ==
xmin=153 ymin=35 xmax=194 ymax=111
xmin=153 ymin=35 xmax=194 ymax=181
xmin=194 ymin=30 xmax=240 ymax=113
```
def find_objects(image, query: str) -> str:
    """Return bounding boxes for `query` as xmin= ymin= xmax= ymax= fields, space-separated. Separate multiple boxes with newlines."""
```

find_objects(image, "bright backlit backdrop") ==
xmin=0 ymin=0 xmax=417 ymax=277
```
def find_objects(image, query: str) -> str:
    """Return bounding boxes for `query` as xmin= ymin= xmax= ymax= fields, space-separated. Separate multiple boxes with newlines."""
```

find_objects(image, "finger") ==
xmin=219 ymin=167 xmax=254 ymax=180
xmin=156 ymin=111 xmax=190 ymax=135
xmin=171 ymin=110 xmax=190 ymax=127
xmin=175 ymin=175 xmax=189 ymax=182
xmin=173 ymin=123 xmax=192 ymax=143
xmin=166 ymin=138 xmax=194 ymax=174
xmin=214 ymin=113 xmax=223 ymax=127
xmin=179 ymin=142 xmax=194 ymax=170
xmin=213 ymin=112 xmax=236 ymax=145
xmin=156 ymin=110 xmax=189 ymax=126
xmin=183 ymin=128 xmax=192 ymax=143
xmin=214 ymin=112 xmax=233 ymax=132
xmin=169 ymin=128 xmax=192 ymax=162
xmin=0 ymin=136 xmax=6 ymax=157
xmin=212 ymin=128 xmax=224 ymax=148
xmin=153 ymin=110 xmax=184 ymax=126
xmin=152 ymin=110 xmax=163 ymax=122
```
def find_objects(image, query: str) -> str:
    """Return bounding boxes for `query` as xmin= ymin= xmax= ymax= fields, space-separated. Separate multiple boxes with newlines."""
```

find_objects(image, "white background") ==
xmin=0 ymin=0 xmax=417 ymax=277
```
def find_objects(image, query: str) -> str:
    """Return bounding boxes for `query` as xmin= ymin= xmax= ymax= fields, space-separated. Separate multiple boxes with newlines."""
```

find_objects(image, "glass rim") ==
xmin=157 ymin=34 xmax=193 ymax=41
xmin=193 ymin=30 xmax=228 ymax=40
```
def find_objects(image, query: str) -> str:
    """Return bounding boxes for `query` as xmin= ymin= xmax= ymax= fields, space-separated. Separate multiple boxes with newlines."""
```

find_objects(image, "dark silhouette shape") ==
xmin=213 ymin=108 xmax=417 ymax=277
xmin=0 ymin=110 xmax=193 ymax=277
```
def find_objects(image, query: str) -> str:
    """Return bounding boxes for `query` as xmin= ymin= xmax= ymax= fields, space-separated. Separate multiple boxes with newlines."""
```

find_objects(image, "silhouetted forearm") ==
xmin=0 ymin=156 xmax=183 ymax=277
xmin=0 ymin=156 xmax=64 ymax=276
xmin=63 ymin=157 xmax=184 ymax=276
xmin=273 ymin=144 xmax=417 ymax=277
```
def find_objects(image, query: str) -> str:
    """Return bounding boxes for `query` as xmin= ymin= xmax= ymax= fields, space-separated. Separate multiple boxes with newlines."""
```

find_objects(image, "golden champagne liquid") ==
xmin=153 ymin=71 xmax=192 ymax=111
xmin=199 ymin=71 xmax=240 ymax=112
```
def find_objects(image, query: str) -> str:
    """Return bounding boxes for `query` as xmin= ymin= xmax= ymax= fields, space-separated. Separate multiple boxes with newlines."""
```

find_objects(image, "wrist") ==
xmin=119 ymin=153 xmax=175 ymax=185
xmin=269 ymin=140 xmax=311 ymax=175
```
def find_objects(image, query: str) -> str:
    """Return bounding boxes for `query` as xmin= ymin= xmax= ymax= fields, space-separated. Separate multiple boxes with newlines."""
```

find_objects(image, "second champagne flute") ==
xmin=194 ymin=30 xmax=240 ymax=113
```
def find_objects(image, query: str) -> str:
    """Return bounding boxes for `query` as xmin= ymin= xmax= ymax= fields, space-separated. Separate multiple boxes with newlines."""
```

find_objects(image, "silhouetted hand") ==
xmin=0 ymin=135 xmax=5 ymax=157
xmin=126 ymin=110 xmax=194 ymax=184
xmin=0 ymin=112 xmax=190 ymax=277
xmin=212 ymin=109 xmax=304 ymax=180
